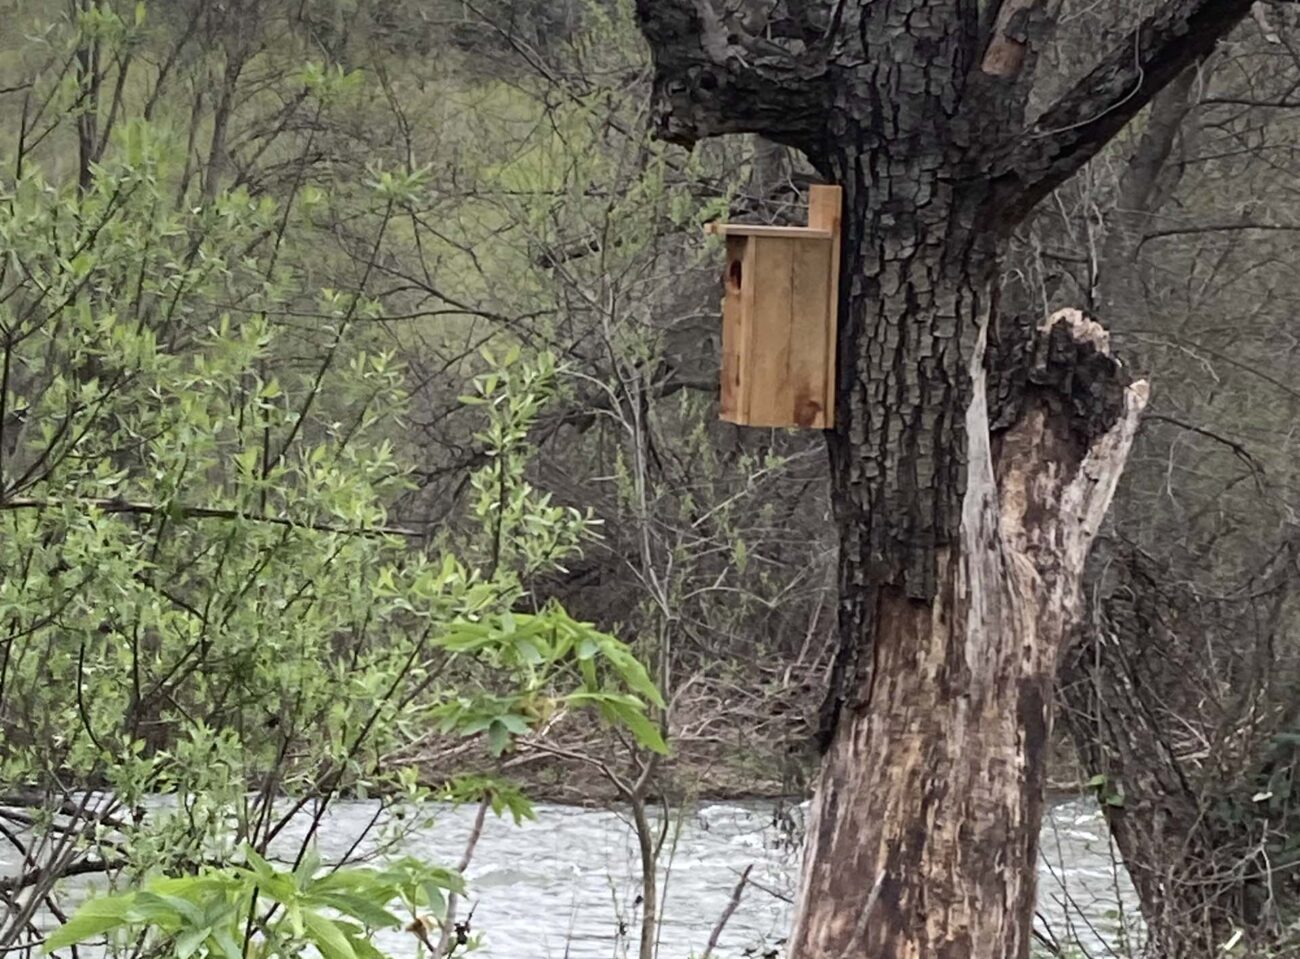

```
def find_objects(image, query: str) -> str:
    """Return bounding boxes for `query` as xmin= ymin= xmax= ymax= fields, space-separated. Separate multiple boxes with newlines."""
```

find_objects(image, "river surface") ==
xmin=264 ymin=797 xmax=1139 ymax=958
xmin=6 ymin=797 xmax=1139 ymax=958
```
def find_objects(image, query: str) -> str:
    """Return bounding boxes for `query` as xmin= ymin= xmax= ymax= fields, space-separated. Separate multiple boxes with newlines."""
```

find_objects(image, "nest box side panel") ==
xmin=720 ymin=236 xmax=750 ymax=424
xmin=808 ymin=186 xmax=841 ymax=427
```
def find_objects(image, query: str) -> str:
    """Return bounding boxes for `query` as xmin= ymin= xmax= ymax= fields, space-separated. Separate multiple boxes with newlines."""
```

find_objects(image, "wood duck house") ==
xmin=704 ymin=184 xmax=841 ymax=429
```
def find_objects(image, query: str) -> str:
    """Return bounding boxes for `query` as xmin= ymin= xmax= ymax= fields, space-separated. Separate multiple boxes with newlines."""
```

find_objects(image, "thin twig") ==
xmin=700 ymin=864 xmax=752 ymax=959
xmin=0 ymin=497 xmax=418 ymax=538
xmin=436 ymin=797 xmax=490 ymax=956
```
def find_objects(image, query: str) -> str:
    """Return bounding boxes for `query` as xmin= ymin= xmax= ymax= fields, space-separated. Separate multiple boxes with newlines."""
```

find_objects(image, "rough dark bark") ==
xmin=633 ymin=1 xmax=1256 ymax=954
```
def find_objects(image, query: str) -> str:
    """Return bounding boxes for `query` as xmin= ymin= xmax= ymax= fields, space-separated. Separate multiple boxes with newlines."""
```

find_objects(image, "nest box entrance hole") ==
xmin=726 ymin=258 xmax=743 ymax=293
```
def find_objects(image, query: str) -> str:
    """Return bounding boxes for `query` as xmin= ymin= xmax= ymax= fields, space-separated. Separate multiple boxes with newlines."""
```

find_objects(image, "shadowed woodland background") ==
xmin=5 ymin=0 xmax=1300 ymax=954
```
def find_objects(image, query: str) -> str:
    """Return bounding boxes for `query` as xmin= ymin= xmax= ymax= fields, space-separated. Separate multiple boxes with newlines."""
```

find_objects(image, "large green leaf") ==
xmin=303 ymin=911 xmax=358 ymax=959
xmin=44 ymin=895 xmax=137 ymax=950
xmin=311 ymin=893 xmax=402 ymax=930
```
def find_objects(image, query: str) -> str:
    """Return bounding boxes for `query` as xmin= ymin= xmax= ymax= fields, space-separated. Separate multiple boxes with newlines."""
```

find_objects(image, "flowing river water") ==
xmin=271 ymin=797 xmax=1138 ymax=958
xmin=7 ymin=797 xmax=1139 ymax=958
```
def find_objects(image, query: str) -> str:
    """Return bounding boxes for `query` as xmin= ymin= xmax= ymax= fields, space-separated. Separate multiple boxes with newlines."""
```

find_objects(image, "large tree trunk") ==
xmin=632 ymin=1 xmax=1256 ymax=954
xmin=791 ymin=132 xmax=1147 ymax=954
xmin=795 ymin=296 xmax=1146 ymax=955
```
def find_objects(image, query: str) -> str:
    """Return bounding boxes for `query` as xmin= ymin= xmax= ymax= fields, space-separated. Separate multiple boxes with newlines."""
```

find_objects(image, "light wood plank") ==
xmin=704 ymin=223 xmax=834 ymax=240
xmin=743 ymin=237 xmax=797 ymax=427
xmin=808 ymin=185 xmax=842 ymax=429
xmin=788 ymin=238 xmax=833 ymax=428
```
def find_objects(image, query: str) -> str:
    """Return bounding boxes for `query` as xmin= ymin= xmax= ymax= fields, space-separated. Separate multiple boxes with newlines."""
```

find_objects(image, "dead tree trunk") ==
xmin=633 ymin=1 xmax=1255 ymax=954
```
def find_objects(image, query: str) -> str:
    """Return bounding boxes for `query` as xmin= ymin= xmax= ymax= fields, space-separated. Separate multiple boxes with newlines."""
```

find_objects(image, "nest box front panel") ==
xmin=720 ymin=235 xmax=750 ymax=424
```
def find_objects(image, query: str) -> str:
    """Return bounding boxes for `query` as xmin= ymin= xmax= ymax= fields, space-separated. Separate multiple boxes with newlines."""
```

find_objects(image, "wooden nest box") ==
xmin=704 ymin=184 xmax=841 ymax=429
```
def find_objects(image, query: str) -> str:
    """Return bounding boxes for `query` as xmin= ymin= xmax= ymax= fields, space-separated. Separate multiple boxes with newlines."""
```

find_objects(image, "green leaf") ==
xmin=243 ymin=845 xmax=276 ymax=880
xmin=487 ymin=719 xmax=511 ymax=756
xmin=173 ymin=926 xmax=208 ymax=959
xmin=212 ymin=927 xmax=243 ymax=959
xmin=497 ymin=713 xmax=531 ymax=735
xmin=303 ymin=911 xmax=358 ymax=959
xmin=313 ymin=893 xmax=402 ymax=930
xmin=602 ymin=699 xmax=668 ymax=755
xmin=422 ymin=882 xmax=447 ymax=919
xmin=45 ymin=895 xmax=137 ymax=950
xmin=597 ymin=639 xmax=665 ymax=707
xmin=294 ymin=845 xmax=322 ymax=887
xmin=351 ymin=934 xmax=388 ymax=959
xmin=135 ymin=892 xmax=206 ymax=928
xmin=514 ymin=638 xmax=543 ymax=665
xmin=250 ymin=870 xmax=296 ymax=903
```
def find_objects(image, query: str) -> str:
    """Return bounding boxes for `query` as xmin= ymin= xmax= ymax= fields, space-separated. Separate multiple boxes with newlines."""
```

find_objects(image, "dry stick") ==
xmin=435 ymin=797 xmax=491 ymax=957
xmin=742 ymin=873 xmax=793 ymax=905
xmin=835 ymin=870 xmax=886 ymax=959
xmin=700 ymin=864 xmax=753 ymax=959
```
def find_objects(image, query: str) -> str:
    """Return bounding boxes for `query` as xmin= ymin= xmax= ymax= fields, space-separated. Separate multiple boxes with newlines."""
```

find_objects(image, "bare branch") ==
xmin=0 ymin=497 xmax=419 ymax=538
xmin=991 ymin=0 xmax=1253 ymax=224
xmin=0 ymin=857 xmax=125 ymax=894
xmin=435 ymin=797 xmax=489 ymax=957
xmin=700 ymin=864 xmax=752 ymax=959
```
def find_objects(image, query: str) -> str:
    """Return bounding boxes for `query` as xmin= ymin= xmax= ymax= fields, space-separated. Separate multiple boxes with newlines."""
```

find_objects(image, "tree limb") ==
xmin=634 ymin=0 xmax=831 ymax=148
xmin=0 ymin=857 xmax=125 ymax=894
xmin=990 ymin=0 xmax=1253 ymax=224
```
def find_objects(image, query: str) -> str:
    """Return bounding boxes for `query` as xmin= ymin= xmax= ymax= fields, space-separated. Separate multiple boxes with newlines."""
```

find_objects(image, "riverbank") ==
xmin=418 ymin=728 xmax=1091 ymax=806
